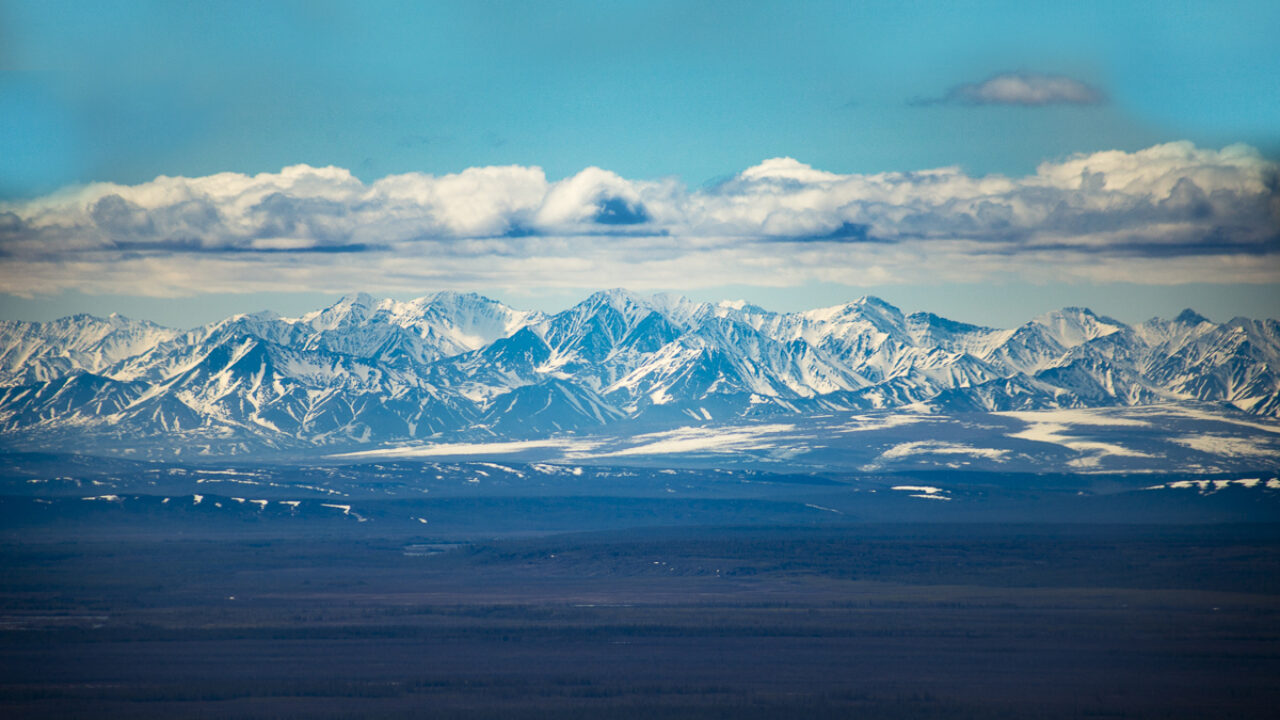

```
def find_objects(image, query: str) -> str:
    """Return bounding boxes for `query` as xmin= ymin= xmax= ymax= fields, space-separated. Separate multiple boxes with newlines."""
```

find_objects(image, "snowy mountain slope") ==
xmin=298 ymin=291 xmax=538 ymax=365
xmin=0 ymin=371 xmax=153 ymax=430
xmin=1 ymin=290 xmax=1277 ymax=456
xmin=1139 ymin=316 xmax=1280 ymax=411
xmin=106 ymin=291 xmax=538 ymax=384
xmin=481 ymin=378 xmax=626 ymax=436
xmin=0 ymin=314 xmax=180 ymax=385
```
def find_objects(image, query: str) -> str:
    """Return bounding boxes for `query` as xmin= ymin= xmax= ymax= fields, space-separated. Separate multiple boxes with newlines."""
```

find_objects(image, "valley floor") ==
xmin=2 ymin=524 xmax=1279 ymax=719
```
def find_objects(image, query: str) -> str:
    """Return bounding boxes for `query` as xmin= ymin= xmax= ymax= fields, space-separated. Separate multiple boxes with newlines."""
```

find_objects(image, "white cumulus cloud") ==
xmin=0 ymin=142 xmax=1275 ymax=298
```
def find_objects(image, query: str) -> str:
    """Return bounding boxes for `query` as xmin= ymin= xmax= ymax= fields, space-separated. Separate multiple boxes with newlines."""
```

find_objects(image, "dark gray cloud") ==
xmin=593 ymin=196 xmax=649 ymax=225
xmin=782 ymin=222 xmax=885 ymax=244
xmin=91 ymin=194 xmax=156 ymax=237
xmin=107 ymin=239 xmax=378 ymax=255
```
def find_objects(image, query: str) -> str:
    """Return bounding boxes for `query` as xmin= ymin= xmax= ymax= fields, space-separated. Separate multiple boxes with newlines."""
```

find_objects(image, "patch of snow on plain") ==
xmin=474 ymin=462 xmax=524 ymax=477
xmin=1159 ymin=479 xmax=1242 ymax=494
xmin=530 ymin=463 xmax=568 ymax=474
xmin=588 ymin=424 xmax=795 ymax=458
xmin=333 ymin=437 xmax=600 ymax=459
xmin=881 ymin=441 xmax=1007 ymax=461
xmin=888 ymin=485 xmax=953 ymax=500
xmin=1001 ymin=413 xmax=1152 ymax=461
xmin=1066 ymin=455 xmax=1103 ymax=470
xmin=1174 ymin=435 xmax=1274 ymax=457
xmin=1163 ymin=406 xmax=1280 ymax=434
xmin=838 ymin=414 xmax=931 ymax=433
xmin=316 ymin=503 xmax=366 ymax=521
xmin=999 ymin=409 xmax=1151 ymax=428
xmin=891 ymin=485 xmax=945 ymax=494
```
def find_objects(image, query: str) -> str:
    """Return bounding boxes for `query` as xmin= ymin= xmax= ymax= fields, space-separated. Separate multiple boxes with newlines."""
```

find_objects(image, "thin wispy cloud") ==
xmin=927 ymin=72 xmax=1106 ymax=106
xmin=1 ymin=142 xmax=1275 ymax=297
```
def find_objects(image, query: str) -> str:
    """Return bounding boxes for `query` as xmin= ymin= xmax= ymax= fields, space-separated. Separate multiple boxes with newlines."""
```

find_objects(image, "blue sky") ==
xmin=1 ymin=0 xmax=1277 ymax=326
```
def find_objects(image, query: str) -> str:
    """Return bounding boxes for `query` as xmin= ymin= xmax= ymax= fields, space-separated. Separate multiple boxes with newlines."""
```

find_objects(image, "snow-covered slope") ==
xmin=0 ymin=314 xmax=180 ymax=385
xmin=1 ymin=290 xmax=1277 ymax=455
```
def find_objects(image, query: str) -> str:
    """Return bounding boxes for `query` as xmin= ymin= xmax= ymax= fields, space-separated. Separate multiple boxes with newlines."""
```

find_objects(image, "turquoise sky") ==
xmin=1 ymin=0 xmax=1277 ymax=325
xmin=4 ymin=0 xmax=1278 ymax=193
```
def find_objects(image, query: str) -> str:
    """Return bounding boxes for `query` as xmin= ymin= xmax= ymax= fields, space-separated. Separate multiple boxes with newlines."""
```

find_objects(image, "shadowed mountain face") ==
xmin=1 ymin=289 xmax=1278 ymax=456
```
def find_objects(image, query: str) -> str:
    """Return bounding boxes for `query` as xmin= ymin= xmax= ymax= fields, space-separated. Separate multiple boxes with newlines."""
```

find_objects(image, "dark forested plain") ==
xmin=2 ymin=456 xmax=1279 ymax=718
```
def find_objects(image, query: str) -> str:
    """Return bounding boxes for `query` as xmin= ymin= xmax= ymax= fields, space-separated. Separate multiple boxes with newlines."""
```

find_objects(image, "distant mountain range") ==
xmin=1 ymin=289 xmax=1277 ymax=456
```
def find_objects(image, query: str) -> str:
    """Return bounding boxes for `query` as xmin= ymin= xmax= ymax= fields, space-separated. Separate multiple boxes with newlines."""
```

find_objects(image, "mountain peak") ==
xmin=63 ymin=312 xmax=108 ymax=323
xmin=1033 ymin=306 xmax=1115 ymax=326
xmin=712 ymin=298 xmax=771 ymax=316
xmin=1034 ymin=306 xmax=1101 ymax=324
xmin=335 ymin=291 xmax=378 ymax=308
xmin=302 ymin=293 xmax=385 ymax=330
xmin=585 ymin=287 xmax=643 ymax=306
xmin=855 ymin=295 xmax=896 ymax=309
xmin=420 ymin=290 xmax=490 ymax=305
xmin=570 ymin=289 xmax=682 ymax=325
xmin=804 ymin=296 xmax=905 ymax=326
xmin=1174 ymin=308 xmax=1210 ymax=325
xmin=906 ymin=311 xmax=987 ymax=334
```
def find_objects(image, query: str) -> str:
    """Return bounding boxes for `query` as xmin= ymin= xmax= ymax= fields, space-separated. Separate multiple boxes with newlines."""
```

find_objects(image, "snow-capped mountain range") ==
xmin=1 ymin=289 xmax=1277 ymax=455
